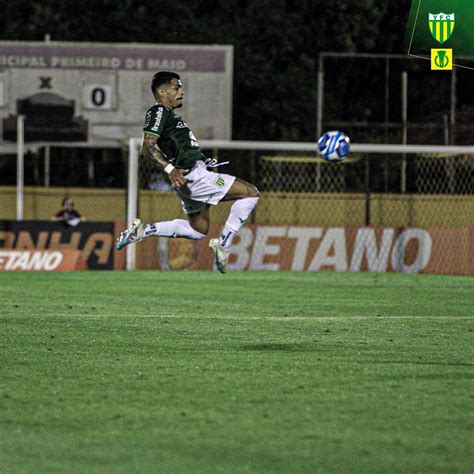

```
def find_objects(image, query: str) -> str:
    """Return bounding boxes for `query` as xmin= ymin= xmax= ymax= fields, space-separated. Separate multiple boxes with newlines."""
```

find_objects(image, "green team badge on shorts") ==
xmin=215 ymin=176 xmax=225 ymax=186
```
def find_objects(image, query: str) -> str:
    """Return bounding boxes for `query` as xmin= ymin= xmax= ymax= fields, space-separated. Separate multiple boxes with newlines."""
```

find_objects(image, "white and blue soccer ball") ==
xmin=317 ymin=130 xmax=350 ymax=162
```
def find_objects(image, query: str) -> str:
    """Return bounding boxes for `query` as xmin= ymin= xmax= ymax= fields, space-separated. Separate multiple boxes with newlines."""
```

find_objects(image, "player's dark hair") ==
xmin=151 ymin=71 xmax=180 ymax=95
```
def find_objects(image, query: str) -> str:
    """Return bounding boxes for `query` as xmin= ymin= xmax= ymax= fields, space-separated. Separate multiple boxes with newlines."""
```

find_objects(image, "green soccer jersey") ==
xmin=143 ymin=104 xmax=206 ymax=169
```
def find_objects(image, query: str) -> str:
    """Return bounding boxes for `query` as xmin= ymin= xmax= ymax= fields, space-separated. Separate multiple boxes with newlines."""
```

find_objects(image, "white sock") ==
xmin=219 ymin=197 xmax=259 ymax=249
xmin=143 ymin=219 xmax=205 ymax=240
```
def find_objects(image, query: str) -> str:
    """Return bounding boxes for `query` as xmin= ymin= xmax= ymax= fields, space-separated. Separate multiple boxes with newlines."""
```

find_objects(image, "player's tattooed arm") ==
xmin=141 ymin=133 xmax=168 ymax=168
xmin=140 ymin=133 xmax=187 ymax=187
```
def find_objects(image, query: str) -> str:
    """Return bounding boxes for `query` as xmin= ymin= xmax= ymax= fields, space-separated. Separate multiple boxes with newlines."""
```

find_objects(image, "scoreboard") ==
xmin=0 ymin=41 xmax=233 ymax=145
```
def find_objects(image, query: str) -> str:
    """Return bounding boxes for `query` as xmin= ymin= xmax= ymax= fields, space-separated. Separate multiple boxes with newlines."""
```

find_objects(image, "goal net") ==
xmin=126 ymin=139 xmax=474 ymax=275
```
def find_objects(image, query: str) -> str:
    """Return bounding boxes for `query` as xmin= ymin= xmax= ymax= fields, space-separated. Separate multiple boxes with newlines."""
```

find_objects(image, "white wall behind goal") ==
xmin=0 ymin=41 xmax=233 ymax=145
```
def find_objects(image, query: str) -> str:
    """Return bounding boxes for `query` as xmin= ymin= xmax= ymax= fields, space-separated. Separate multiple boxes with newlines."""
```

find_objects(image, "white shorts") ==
xmin=174 ymin=161 xmax=236 ymax=214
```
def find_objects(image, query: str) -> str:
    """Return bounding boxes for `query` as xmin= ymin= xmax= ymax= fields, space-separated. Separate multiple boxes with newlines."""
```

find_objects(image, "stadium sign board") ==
xmin=145 ymin=224 xmax=474 ymax=276
xmin=0 ymin=220 xmax=125 ymax=270
xmin=0 ymin=41 xmax=233 ymax=144
xmin=0 ymin=250 xmax=86 ymax=271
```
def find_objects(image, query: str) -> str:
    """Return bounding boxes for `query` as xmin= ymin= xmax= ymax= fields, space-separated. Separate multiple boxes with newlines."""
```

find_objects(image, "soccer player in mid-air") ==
xmin=117 ymin=71 xmax=259 ymax=273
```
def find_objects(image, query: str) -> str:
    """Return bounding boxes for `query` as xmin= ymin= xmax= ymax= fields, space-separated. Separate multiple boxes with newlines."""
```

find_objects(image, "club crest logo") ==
xmin=428 ymin=12 xmax=455 ymax=44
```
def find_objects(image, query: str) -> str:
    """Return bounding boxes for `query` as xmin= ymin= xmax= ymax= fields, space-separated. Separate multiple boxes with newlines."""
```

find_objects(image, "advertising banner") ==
xmin=136 ymin=224 xmax=474 ymax=276
xmin=0 ymin=250 xmax=87 ymax=271
xmin=0 ymin=221 xmax=125 ymax=270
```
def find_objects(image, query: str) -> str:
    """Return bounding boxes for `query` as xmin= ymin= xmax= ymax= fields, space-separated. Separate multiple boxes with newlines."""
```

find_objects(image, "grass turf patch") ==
xmin=1 ymin=271 xmax=473 ymax=472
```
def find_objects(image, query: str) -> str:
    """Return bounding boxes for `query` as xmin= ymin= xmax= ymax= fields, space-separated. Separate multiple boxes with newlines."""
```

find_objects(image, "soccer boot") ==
xmin=116 ymin=218 xmax=145 ymax=250
xmin=209 ymin=238 xmax=230 ymax=274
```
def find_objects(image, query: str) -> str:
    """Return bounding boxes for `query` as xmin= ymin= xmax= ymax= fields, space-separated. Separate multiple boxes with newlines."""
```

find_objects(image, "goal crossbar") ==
xmin=129 ymin=138 xmax=474 ymax=154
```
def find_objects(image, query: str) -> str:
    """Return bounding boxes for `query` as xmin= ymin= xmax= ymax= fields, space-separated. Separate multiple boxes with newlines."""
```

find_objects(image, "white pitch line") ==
xmin=11 ymin=313 xmax=474 ymax=321
xmin=148 ymin=314 xmax=472 ymax=321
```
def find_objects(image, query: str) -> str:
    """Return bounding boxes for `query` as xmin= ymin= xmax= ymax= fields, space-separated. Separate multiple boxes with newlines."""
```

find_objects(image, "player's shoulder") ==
xmin=144 ymin=104 xmax=172 ymax=133
xmin=145 ymin=103 xmax=171 ymax=117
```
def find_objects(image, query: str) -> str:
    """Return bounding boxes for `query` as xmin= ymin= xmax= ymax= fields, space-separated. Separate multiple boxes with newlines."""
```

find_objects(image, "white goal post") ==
xmin=126 ymin=138 xmax=474 ymax=271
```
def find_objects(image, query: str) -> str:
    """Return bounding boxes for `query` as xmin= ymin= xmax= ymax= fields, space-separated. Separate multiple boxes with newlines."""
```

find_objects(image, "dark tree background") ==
xmin=0 ymin=0 xmax=413 ymax=140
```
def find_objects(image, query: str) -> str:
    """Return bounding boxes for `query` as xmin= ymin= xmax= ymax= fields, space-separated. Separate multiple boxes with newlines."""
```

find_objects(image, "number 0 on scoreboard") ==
xmin=82 ymin=84 xmax=113 ymax=110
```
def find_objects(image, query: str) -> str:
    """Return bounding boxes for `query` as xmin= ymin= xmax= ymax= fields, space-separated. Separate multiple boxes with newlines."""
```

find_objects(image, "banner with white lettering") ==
xmin=0 ymin=250 xmax=86 ymax=271
xmin=136 ymin=224 xmax=474 ymax=276
xmin=0 ymin=41 xmax=233 ymax=143
xmin=0 ymin=220 xmax=125 ymax=270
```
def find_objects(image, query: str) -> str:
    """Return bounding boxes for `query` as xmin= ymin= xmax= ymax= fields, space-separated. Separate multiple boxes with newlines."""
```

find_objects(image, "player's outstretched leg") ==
xmin=117 ymin=218 xmax=206 ymax=250
xmin=142 ymin=219 xmax=206 ymax=240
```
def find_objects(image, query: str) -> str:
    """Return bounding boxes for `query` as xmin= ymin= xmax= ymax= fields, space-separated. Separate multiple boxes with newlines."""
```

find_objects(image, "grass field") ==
xmin=1 ymin=271 xmax=473 ymax=473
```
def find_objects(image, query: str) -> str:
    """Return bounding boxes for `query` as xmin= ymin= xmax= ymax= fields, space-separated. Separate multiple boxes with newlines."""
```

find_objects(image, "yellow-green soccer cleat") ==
xmin=209 ymin=238 xmax=230 ymax=274
xmin=116 ymin=218 xmax=145 ymax=250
